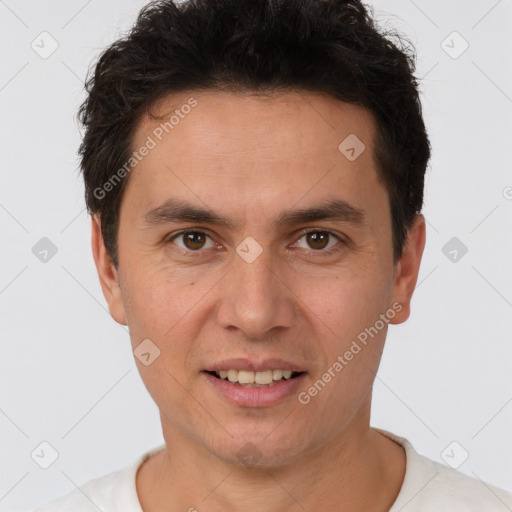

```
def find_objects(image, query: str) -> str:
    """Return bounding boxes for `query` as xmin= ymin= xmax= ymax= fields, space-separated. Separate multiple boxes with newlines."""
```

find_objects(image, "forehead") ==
xmin=134 ymin=89 xmax=377 ymax=162
xmin=125 ymin=89 xmax=386 ymax=226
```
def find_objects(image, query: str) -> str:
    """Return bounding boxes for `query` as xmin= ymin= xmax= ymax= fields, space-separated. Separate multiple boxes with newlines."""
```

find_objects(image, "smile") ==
xmin=203 ymin=370 xmax=307 ymax=407
xmin=207 ymin=369 xmax=304 ymax=387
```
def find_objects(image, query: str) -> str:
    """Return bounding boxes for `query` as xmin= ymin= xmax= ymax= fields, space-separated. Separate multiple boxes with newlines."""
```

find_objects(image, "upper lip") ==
xmin=205 ymin=358 xmax=307 ymax=373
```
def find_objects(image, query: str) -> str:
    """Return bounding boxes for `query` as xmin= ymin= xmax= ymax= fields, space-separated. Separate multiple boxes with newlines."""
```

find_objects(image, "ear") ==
xmin=389 ymin=213 xmax=426 ymax=324
xmin=90 ymin=214 xmax=127 ymax=325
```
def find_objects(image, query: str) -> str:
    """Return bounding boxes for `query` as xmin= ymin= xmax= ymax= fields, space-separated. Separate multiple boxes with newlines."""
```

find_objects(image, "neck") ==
xmin=136 ymin=420 xmax=406 ymax=511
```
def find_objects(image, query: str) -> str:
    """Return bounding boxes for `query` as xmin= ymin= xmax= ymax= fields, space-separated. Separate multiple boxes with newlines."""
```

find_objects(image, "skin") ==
xmin=91 ymin=89 xmax=425 ymax=511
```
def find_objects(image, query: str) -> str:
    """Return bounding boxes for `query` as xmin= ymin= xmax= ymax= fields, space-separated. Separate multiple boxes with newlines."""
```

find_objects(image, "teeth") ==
xmin=227 ymin=369 xmax=239 ymax=382
xmin=255 ymin=370 xmax=273 ymax=384
xmin=213 ymin=369 xmax=299 ymax=385
xmin=238 ymin=370 xmax=255 ymax=384
xmin=272 ymin=369 xmax=283 ymax=380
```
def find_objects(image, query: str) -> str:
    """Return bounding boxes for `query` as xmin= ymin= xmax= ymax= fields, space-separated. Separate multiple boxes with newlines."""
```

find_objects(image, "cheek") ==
xmin=120 ymin=265 xmax=176 ymax=338
xmin=121 ymin=263 xmax=217 ymax=366
xmin=306 ymin=274 xmax=391 ymax=392
xmin=298 ymin=267 xmax=393 ymax=383
xmin=302 ymin=260 xmax=391 ymax=325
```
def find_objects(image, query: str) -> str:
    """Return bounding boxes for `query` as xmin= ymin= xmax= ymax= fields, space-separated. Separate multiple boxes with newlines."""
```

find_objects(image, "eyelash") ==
xmin=166 ymin=229 xmax=346 ymax=257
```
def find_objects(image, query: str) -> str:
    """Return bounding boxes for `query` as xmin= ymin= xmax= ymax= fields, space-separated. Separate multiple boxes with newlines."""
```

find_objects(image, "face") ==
xmin=92 ymin=90 xmax=425 ymax=467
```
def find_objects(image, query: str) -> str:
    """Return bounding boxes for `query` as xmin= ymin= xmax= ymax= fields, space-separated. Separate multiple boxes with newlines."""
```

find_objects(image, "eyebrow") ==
xmin=141 ymin=197 xmax=367 ymax=229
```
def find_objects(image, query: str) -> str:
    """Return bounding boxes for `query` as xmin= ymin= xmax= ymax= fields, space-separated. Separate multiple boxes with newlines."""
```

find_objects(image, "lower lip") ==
xmin=203 ymin=371 xmax=307 ymax=407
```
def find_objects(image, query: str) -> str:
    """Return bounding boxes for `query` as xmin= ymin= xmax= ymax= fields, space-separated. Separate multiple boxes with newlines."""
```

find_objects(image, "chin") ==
xmin=209 ymin=428 xmax=306 ymax=468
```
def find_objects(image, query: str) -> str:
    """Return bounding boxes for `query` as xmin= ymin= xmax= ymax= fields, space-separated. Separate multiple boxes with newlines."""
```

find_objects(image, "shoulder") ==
xmin=375 ymin=428 xmax=512 ymax=512
xmin=31 ymin=446 xmax=164 ymax=512
xmin=32 ymin=468 xmax=126 ymax=512
xmin=420 ymin=460 xmax=512 ymax=510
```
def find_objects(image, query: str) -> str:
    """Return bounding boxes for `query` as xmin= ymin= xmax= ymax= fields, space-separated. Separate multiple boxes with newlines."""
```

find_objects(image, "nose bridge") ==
xmin=236 ymin=249 xmax=275 ymax=302
xmin=216 ymin=244 xmax=294 ymax=338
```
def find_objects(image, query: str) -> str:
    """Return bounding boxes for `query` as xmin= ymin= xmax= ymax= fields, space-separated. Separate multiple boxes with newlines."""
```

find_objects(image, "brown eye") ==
xmin=170 ymin=231 xmax=214 ymax=252
xmin=183 ymin=232 xmax=206 ymax=250
xmin=293 ymin=230 xmax=343 ymax=254
xmin=306 ymin=232 xmax=330 ymax=250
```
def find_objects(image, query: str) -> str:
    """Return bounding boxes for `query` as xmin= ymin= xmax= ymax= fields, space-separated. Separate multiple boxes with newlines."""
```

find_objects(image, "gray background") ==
xmin=1 ymin=0 xmax=511 ymax=510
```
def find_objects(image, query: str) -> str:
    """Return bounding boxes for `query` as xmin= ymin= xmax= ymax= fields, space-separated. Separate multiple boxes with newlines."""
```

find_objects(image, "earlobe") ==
xmin=90 ymin=215 xmax=128 ymax=325
xmin=389 ymin=214 xmax=426 ymax=325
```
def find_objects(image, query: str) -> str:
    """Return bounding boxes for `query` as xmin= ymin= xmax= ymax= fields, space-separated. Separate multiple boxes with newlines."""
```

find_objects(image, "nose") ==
xmin=216 ymin=246 xmax=295 ymax=340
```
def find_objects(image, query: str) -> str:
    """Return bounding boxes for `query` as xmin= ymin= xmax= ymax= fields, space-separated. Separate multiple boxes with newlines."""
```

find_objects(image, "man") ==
xmin=34 ymin=0 xmax=512 ymax=510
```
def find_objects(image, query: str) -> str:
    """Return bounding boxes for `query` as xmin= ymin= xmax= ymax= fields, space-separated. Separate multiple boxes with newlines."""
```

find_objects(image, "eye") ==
xmin=292 ymin=230 xmax=343 ymax=253
xmin=169 ymin=230 xmax=216 ymax=252
xmin=166 ymin=229 xmax=345 ymax=256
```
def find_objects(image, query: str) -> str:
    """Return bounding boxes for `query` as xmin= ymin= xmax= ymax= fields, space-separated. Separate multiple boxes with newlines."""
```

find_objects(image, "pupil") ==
xmin=185 ymin=232 xmax=204 ymax=250
xmin=308 ymin=232 xmax=328 ymax=250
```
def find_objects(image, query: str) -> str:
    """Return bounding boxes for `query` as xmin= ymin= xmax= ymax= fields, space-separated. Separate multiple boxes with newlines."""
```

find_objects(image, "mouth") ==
xmin=202 ymin=368 xmax=307 ymax=407
xmin=204 ymin=369 xmax=305 ymax=388
xmin=202 ymin=358 xmax=308 ymax=407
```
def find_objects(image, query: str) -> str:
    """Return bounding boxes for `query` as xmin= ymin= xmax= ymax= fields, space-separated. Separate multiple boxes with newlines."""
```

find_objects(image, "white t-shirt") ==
xmin=32 ymin=428 xmax=512 ymax=511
